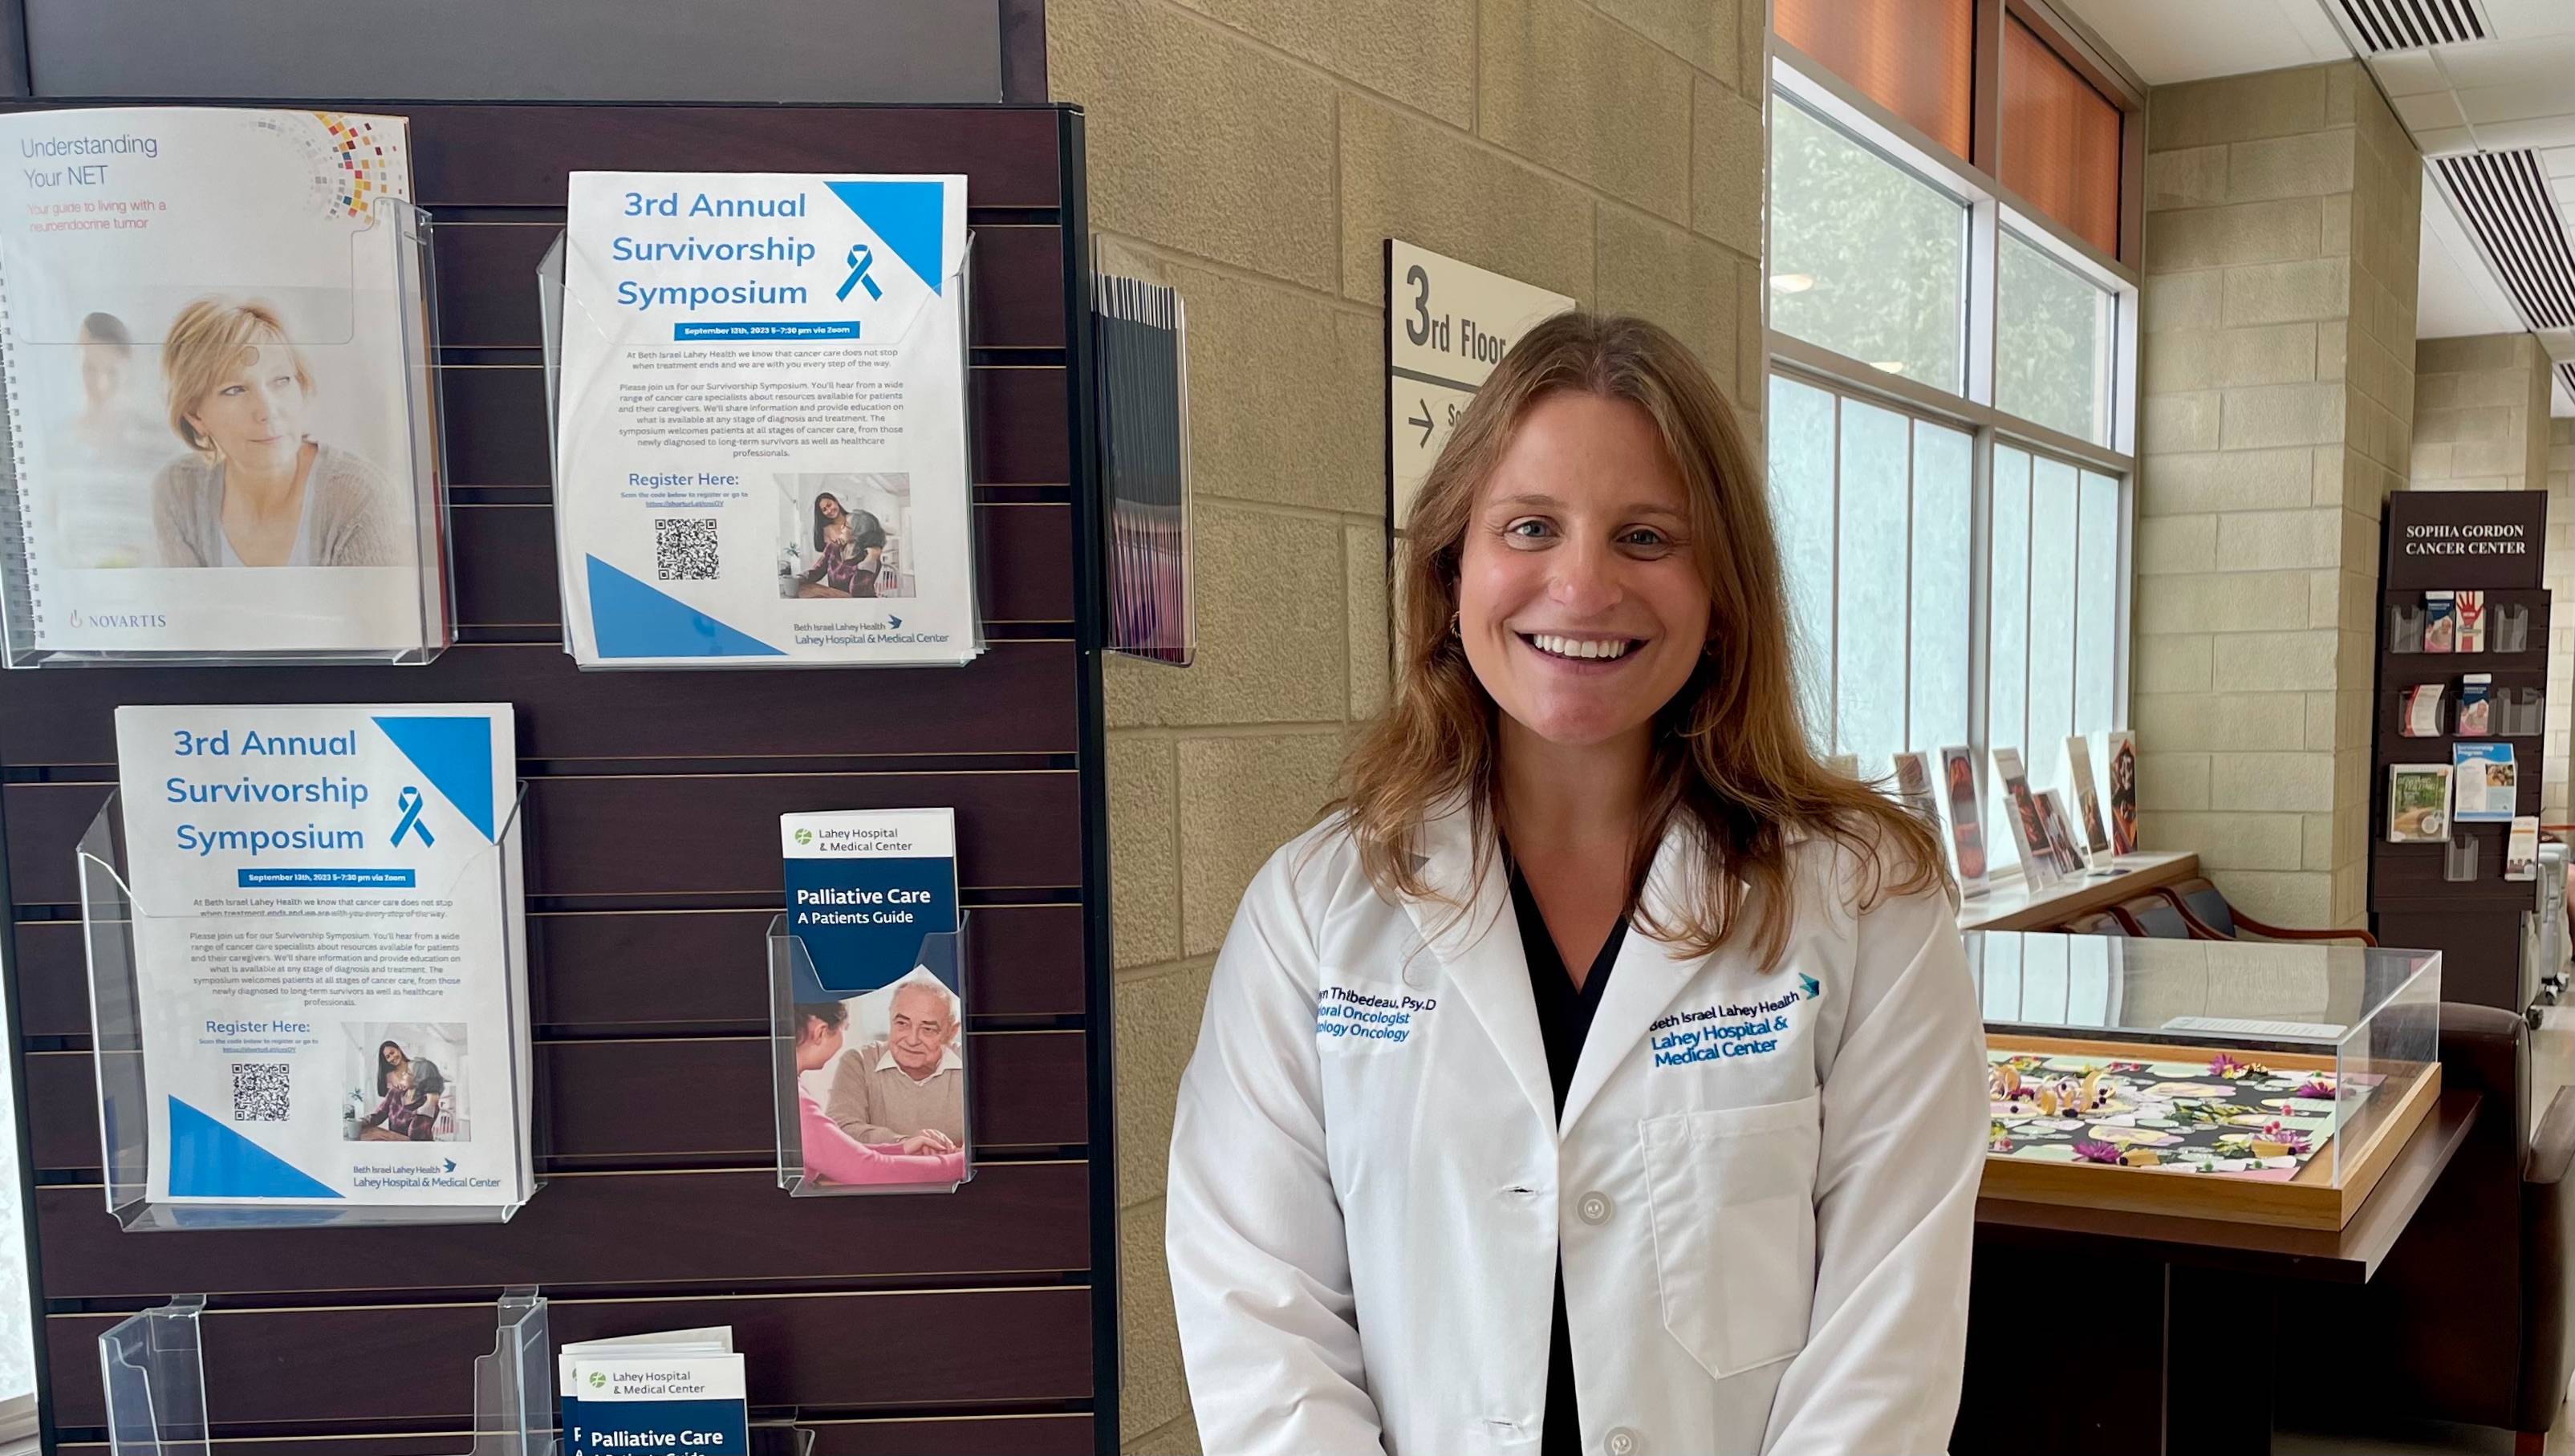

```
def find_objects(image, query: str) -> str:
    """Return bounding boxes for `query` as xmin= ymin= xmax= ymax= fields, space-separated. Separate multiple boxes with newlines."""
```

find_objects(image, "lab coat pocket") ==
xmin=1639 ymin=1094 xmax=1822 ymax=1380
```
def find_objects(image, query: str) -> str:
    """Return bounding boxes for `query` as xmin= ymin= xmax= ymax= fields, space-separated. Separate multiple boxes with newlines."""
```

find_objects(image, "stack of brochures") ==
xmin=558 ymin=1327 xmax=747 ymax=1456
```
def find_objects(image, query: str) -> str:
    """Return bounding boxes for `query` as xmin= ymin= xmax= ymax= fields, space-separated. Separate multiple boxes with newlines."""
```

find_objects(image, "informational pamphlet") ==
xmin=2386 ymin=764 xmax=2452 ymax=843
xmin=778 ymin=808 xmax=969 ymax=1190
xmin=2425 ymin=591 xmax=2457 ymax=652
xmin=0 ymin=108 xmax=441 ymax=655
xmin=2458 ymin=674 xmax=2493 ymax=736
xmin=1992 ymin=748 xmax=2056 ymax=886
xmin=2035 ymin=789 xmax=2089 ymax=877
xmin=2508 ymin=817 xmax=2540 ymax=881
xmin=1890 ymin=751 xmax=1942 ymax=829
xmin=2103 ymin=729 xmax=2138 ymax=856
xmin=2452 ymin=741 xmax=2516 ymax=822
xmin=559 ymin=1328 xmax=746 ymax=1456
xmin=112 ymin=704 xmax=525 ymax=1207
xmin=1938 ymin=744 xmax=1989 ymax=894
xmin=2062 ymin=735 xmax=2111 ymax=856
xmin=553 ymin=170 xmax=977 ymax=667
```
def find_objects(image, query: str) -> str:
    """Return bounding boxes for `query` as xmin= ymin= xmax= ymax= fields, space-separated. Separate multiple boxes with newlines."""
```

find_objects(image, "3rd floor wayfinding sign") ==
xmin=1383 ymin=240 xmax=1573 ymax=534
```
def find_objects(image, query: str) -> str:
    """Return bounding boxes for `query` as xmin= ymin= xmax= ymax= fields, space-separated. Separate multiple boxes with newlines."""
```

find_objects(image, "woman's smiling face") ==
xmin=1454 ymin=390 xmax=1710 ymax=748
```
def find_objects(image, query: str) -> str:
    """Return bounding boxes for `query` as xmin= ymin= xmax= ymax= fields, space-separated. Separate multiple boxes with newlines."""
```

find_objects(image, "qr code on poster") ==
xmin=655 ymin=517 xmax=720 ymax=582
xmin=231 ymin=1062 xmax=290 ymax=1122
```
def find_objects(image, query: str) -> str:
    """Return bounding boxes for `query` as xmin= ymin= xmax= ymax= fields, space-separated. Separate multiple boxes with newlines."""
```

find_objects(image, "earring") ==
xmin=1450 ymin=611 xmax=1462 ymax=638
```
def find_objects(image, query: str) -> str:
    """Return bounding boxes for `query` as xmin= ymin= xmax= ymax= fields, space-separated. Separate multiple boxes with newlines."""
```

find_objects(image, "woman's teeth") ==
xmin=1529 ymin=634 xmax=1633 ymax=660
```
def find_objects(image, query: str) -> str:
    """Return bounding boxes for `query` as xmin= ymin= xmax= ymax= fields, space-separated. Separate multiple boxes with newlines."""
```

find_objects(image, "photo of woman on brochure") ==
xmin=778 ymin=473 xmax=913 ymax=600
xmin=346 ymin=1024 xmax=466 ymax=1142
xmin=148 ymin=296 xmax=400 ymax=569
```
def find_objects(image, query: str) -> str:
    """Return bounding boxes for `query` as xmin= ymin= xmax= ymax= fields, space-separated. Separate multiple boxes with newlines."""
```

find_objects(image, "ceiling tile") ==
xmin=2556 ymin=176 xmax=2575 ymax=208
xmin=2415 ymin=125 xmax=2478 ymax=155
xmin=2431 ymin=35 xmax=2575 ymax=91
xmin=2370 ymin=50 xmax=2447 ymax=96
xmin=2471 ymin=115 xmax=2575 ymax=150
xmin=2479 ymin=0 xmax=2575 ymax=42
xmin=2398 ymin=90 xmax=2469 ymax=129
xmin=2055 ymin=0 xmax=2344 ymax=83
xmin=2455 ymin=78 xmax=2574 ymax=125
xmin=2547 ymin=147 xmax=2575 ymax=177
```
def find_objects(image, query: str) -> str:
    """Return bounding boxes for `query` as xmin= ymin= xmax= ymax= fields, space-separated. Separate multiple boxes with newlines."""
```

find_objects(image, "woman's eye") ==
xmin=271 ymin=375 xmax=295 ymax=390
xmin=1621 ymin=528 xmax=1670 ymax=548
xmin=218 ymin=384 xmax=244 ymax=396
xmin=1504 ymin=517 xmax=1552 ymax=540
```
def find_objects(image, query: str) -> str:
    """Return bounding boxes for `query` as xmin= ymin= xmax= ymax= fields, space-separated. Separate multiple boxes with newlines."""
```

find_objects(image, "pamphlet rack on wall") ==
xmin=533 ymin=233 xmax=991 ymax=670
xmin=102 ymin=1287 xmax=552 ymax=1456
xmin=768 ymin=912 xmax=974 ymax=1195
xmin=0 ymin=197 xmax=459 ymax=667
xmin=78 ymin=785 xmax=540 ymax=1230
xmin=1092 ymin=270 xmax=1194 ymax=667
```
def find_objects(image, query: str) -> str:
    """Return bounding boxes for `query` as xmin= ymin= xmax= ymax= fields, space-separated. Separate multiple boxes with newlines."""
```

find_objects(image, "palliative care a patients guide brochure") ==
xmin=558 ymin=1328 xmax=747 ymax=1456
xmin=0 ymin=108 xmax=437 ymax=654
xmin=553 ymin=170 xmax=977 ymax=666
xmin=113 ymin=704 xmax=526 ymax=1206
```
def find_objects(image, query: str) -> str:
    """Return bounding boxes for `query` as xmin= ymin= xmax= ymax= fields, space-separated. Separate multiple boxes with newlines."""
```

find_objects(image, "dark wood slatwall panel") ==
xmin=0 ymin=103 xmax=1111 ymax=1451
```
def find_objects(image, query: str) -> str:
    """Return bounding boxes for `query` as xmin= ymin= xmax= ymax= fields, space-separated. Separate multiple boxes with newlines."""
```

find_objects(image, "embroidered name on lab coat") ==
xmin=1649 ymin=977 xmax=1818 ymax=1066
xmin=1314 ymin=984 xmax=1436 ymax=1044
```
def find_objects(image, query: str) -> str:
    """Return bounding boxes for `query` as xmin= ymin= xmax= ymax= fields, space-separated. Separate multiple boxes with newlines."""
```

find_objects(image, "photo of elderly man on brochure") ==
xmin=829 ymin=975 xmax=966 ymax=1151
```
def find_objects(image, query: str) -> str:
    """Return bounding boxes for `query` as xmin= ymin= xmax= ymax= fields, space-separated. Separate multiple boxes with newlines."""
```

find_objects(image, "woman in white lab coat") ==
xmin=1166 ymin=312 xmax=1987 ymax=1456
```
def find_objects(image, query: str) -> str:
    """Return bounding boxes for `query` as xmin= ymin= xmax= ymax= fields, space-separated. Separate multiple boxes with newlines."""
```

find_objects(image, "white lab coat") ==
xmin=1165 ymin=801 xmax=1987 ymax=1456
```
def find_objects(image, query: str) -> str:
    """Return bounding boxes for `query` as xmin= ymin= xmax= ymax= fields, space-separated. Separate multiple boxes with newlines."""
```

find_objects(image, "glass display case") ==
xmin=1969 ymin=931 xmax=2443 ymax=1229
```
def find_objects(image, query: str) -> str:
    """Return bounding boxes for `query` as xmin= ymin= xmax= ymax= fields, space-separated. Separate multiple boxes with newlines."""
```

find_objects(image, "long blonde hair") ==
xmin=1334 ymin=312 xmax=1947 ymax=969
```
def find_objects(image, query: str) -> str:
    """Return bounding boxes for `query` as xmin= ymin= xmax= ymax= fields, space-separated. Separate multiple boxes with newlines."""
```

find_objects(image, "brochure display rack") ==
xmin=769 ymin=914 xmax=974 ymax=1195
xmin=0 ymin=107 xmax=458 ymax=668
xmin=2 ymin=98 xmax=1113 ymax=1456
xmin=102 ymin=1288 xmax=551 ymax=1456
xmin=2370 ymin=489 xmax=2553 ymax=1012
xmin=78 ymin=784 xmax=538 ymax=1230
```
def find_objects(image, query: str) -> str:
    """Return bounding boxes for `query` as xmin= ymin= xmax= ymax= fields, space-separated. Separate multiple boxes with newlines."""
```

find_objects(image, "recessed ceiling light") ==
xmin=1769 ymin=273 xmax=1815 ymax=294
xmin=1870 ymin=360 xmax=1907 ymax=375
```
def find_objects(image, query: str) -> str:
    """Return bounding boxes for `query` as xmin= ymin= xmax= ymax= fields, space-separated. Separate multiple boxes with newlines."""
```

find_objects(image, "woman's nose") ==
xmin=1549 ymin=543 xmax=1623 ymax=614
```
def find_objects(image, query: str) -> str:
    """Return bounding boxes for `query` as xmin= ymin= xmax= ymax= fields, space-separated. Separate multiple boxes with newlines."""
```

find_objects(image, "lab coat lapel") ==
xmin=1401 ymin=805 xmax=1558 ymax=1133
xmin=1558 ymin=828 xmax=1718 ymax=1134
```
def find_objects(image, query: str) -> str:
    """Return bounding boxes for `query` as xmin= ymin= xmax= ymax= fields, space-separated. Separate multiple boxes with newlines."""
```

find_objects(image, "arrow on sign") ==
xmin=1409 ymin=399 xmax=1436 ymax=446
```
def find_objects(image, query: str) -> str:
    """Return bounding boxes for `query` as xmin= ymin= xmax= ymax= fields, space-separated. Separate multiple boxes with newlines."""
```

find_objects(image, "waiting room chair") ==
xmin=2159 ymin=876 xmax=2378 ymax=947
xmin=2053 ymin=910 xmax=2130 ymax=936
xmin=2106 ymin=893 xmax=2199 ymax=939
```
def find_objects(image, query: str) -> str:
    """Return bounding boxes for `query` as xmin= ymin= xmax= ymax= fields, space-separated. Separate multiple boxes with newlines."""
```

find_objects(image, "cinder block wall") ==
xmin=2132 ymin=60 xmax=2419 ymax=930
xmin=1045 ymin=0 xmax=1773 ymax=1447
xmin=2410 ymin=333 xmax=2560 ymax=814
xmin=2413 ymin=334 xmax=2553 ymax=491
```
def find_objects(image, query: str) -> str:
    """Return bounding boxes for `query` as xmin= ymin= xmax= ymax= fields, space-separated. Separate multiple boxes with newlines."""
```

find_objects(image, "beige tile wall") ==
xmin=2408 ymin=333 xmax=2559 ymax=815
xmin=2412 ymin=334 xmax=2553 ymax=492
xmin=1046 ymin=0 xmax=1770 ymax=1446
xmin=2134 ymin=62 xmax=2419 ymax=931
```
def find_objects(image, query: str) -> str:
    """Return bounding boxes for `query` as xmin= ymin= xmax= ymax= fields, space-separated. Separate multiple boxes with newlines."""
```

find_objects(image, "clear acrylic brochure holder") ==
xmin=1094 ymin=268 xmax=1195 ymax=667
xmin=2386 ymin=602 xmax=2425 ymax=654
xmin=534 ymin=230 xmax=988 ymax=670
xmin=102 ymin=1288 xmax=551 ymax=1456
xmin=0 ymin=197 xmax=454 ymax=666
xmin=2496 ymin=602 xmax=2531 ymax=654
xmin=769 ymin=911 xmax=973 ymax=1195
xmin=80 ymin=785 xmax=538 ymax=1230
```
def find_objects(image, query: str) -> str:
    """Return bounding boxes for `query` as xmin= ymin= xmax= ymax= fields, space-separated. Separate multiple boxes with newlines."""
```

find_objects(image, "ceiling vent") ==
xmin=2561 ymin=361 xmax=2575 ymax=405
xmin=2336 ymin=0 xmax=2488 ymax=51
xmin=2432 ymin=150 xmax=2575 ymax=332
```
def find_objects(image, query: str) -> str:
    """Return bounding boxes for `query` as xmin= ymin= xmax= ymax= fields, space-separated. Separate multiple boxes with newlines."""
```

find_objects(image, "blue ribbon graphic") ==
xmin=837 ymin=242 xmax=883 ymax=302
xmin=392 ymin=785 xmax=435 ymax=848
